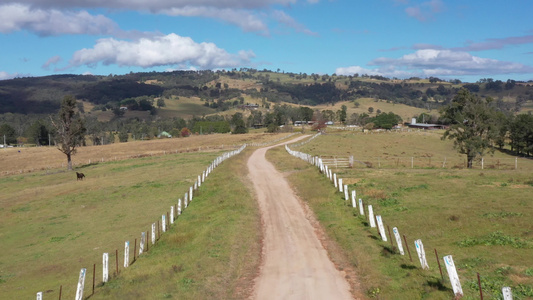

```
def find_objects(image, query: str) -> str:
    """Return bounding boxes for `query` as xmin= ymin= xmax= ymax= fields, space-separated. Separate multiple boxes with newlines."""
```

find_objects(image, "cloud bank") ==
xmin=336 ymin=49 xmax=533 ymax=78
xmin=60 ymin=33 xmax=255 ymax=70
xmin=1 ymin=1 xmax=319 ymax=35
xmin=0 ymin=4 xmax=118 ymax=36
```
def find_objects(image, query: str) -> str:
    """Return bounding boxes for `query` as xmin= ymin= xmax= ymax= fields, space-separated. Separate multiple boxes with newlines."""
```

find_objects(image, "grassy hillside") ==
xmin=270 ymin=130 xmax=533 ymax=299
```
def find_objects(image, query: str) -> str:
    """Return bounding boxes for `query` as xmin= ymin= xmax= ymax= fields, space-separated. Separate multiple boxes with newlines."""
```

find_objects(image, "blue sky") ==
xmin=1 ymin=0 xmax=533 ymax=82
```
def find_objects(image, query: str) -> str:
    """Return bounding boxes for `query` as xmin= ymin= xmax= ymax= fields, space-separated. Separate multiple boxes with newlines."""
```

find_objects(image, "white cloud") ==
xmin=337 ymin=49 xmax=533 ymax=78
xmin=0 ymin=4 xmax=118 ymax=36
xmin=163 ymin=6 xmax=269 ymax=34
xmin=403 ymin=0 xmax=444 ymax=22
xmin=3 ymin=1 xmax=319 ymax=35
xmin=12 ymin=0 xmax=315 ymax=10
xmin=42 ymin=55 xmax=62 ymax=70
xmin=65 ymin=33 xmax=255 ymax=70
xmin=271 ymin=10 xmax=318 ymax=36
xmin=0 ymin=71 xmax=22 ymax=80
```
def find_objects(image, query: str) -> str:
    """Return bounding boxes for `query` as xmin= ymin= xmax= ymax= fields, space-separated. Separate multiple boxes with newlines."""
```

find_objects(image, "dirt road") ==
xmin=248 ymin=138 xmax=354 ymax=300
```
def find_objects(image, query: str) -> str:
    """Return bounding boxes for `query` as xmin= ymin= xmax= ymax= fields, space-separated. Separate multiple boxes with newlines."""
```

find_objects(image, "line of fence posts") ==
xmin=285 ymin=143 xmax=515 ymax=299
xmin=4 ymin=143 xmax=246 ymax=177
xmin=317 ymin=155 xmax=520 ymax=170
xmin=34 ymin=144 xmax=247 ymax=299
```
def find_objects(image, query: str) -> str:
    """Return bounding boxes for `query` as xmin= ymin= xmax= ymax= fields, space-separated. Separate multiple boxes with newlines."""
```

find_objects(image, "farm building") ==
xmin=406 ymin=118 xmax=445 ymax=130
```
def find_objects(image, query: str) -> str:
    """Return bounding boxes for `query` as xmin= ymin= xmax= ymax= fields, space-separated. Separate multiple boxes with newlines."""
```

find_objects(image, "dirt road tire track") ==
xmin=248 ymin=138 xmax=354 ymax=300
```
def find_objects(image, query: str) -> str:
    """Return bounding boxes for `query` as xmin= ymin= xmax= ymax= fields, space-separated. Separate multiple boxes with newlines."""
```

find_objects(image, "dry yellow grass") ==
xmin=0 ymin=132 xmax=294 ymax=176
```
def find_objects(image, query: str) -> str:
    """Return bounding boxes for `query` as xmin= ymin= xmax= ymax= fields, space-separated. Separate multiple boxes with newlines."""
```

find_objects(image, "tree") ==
xmin=112 ymin=107 xmax=125 ymax=118
xmin=180 ymin=127 xmax=191 ymax=137
xmin=51 ymin=95 xmax=87 ymax=170
xmin=440 ymin=89 xmax=499 ymax=168
xmin=0 ymin=123 xmax=17 ymax=145
xmin=508 ymin=114 xmax=533 ymax=156
xmin=26 ymin=120 xmax=50 ymax=145
xmin=118 ymin=130 xmax=129 ymax=142
xmin=368 ymin=107 xmax=374 ymax=114
xmin=231 ymin=113 xmax=248 ymax=134
xmin=157 ymin=98 xmax=166 ymax=108
xmin=337 ymin=105 xmax=347 ymax=124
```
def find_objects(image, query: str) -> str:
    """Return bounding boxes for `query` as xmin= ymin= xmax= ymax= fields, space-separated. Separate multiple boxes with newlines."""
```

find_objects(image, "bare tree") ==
xmin=51 ymin=95 xmax=86 ymax=170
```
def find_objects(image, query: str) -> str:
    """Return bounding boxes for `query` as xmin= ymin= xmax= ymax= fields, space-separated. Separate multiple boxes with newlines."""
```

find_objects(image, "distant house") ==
xmin=294 ymin=121 xmax=316 ymax=126
xmin=119 ymin=106 xmax=128 ymax=111
xmin=406 ymin=118 xmax=445 ymax=130
xmin=244 ymin=104 xmax=259 ymax=110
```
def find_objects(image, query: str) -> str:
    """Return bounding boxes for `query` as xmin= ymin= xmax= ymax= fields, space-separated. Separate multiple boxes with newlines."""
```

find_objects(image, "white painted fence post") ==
xmin=194 ymin=181 xmax=198 ymax=190
xmin=392 ymin=227 xmax=405 ymax=255
xmin=443 ymin=255 xmax=463 ymax=297
xmin=162 ymin=215 xmax=166 ymax=233
xmin=338 ymin=178 xmax=343 ymax=192
xmin=368 ymin=205 xmax=376 ymax=227
xmin=502 ymin=287 xmax=513 ymax=300
xmin=36 ymin=292 xmax=42 ymax=300
xmin=376 ymin=215 xmax=387 ymax=242
xmin=75 ymin=268 xmax=87 ymax=300
xmin=414 ymin=239 xmax=429 ymax=270
xmin=124 ymin=241 xmax=130 ymax=268
xmin=351 ymin=190 xmax=356 ymax=208
xmin=103 ymin=253 xmax=109 ymax=283
xmin=334 ymin=173 xmax=337 ymax=188
xmin=184 ymin=193 xmax=188 ymax=208
xmin=189 ymin=187 xmax=193 ymax=202
xmin=358 ymin=199 xmax=364 ymax=215
xmin=198 ymin=175 xmax=201 ymax=187
xmin=178 ymin=199 xmax=182 ymax=215
xmin=344 ymin=185 xmax=349 ymax=201
xmin=151 ymin=223 xmax=156 ymax=245
xmin=170 ymin=206 xmax=174 ymax=224
xmin=139 ymin=232 xmax=145 ymax=255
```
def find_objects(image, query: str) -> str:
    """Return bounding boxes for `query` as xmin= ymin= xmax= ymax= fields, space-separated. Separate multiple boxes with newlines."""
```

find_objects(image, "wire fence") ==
xmin=33 ymin=145 xmax=247 ymax=300
xmin=1 ymin=144 xmax=241 ymax=177
xmin=286 ymin=140 xmax=518 ymax=299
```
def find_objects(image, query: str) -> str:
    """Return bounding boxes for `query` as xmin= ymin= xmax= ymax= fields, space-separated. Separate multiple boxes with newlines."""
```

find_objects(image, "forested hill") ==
xmin=1 ymin=69 xmax=532 ymax=115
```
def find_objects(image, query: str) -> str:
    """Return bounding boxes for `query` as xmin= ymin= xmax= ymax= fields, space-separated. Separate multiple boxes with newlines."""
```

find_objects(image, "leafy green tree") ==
xmin=371 ymin=112 xmax=402 ymax=129
xmin=0 ymin=123 xmax=17 ymax=145
xmin=232 ymin=118 xmax=248 ymax=134
xmin=508 ymin=114 xmax=533 ymax=156
xmin=118 ymin=131 xmax=129 ymax=142
xmin=26 ymin=120 xmax=50 ymax=145
xmin=337 ymin=105 xmax=347 ymax=124
xmin=50 ymin=95 xmax=87 ymax=170
xmin=231 ymin=113 xmax=248 ymax=134
xmin=157 ymin=98 xmax=166 ymax=108
xmin=440 ymin=89 xmax=499 ymax=168
xmin=112 ymin=107 xmax=125 ymax=118
xmin=299 ymin=107 xmax=314 ymax=122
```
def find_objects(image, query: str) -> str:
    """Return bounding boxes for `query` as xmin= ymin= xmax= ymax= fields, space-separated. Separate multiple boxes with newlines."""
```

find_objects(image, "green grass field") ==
xmin=270 ymin=130 xmax=533 ymax=299
xmin=0 ymin=148 xmax=259 ymax=299
xmin=1 ymin=129 xmax=532 ymax=299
